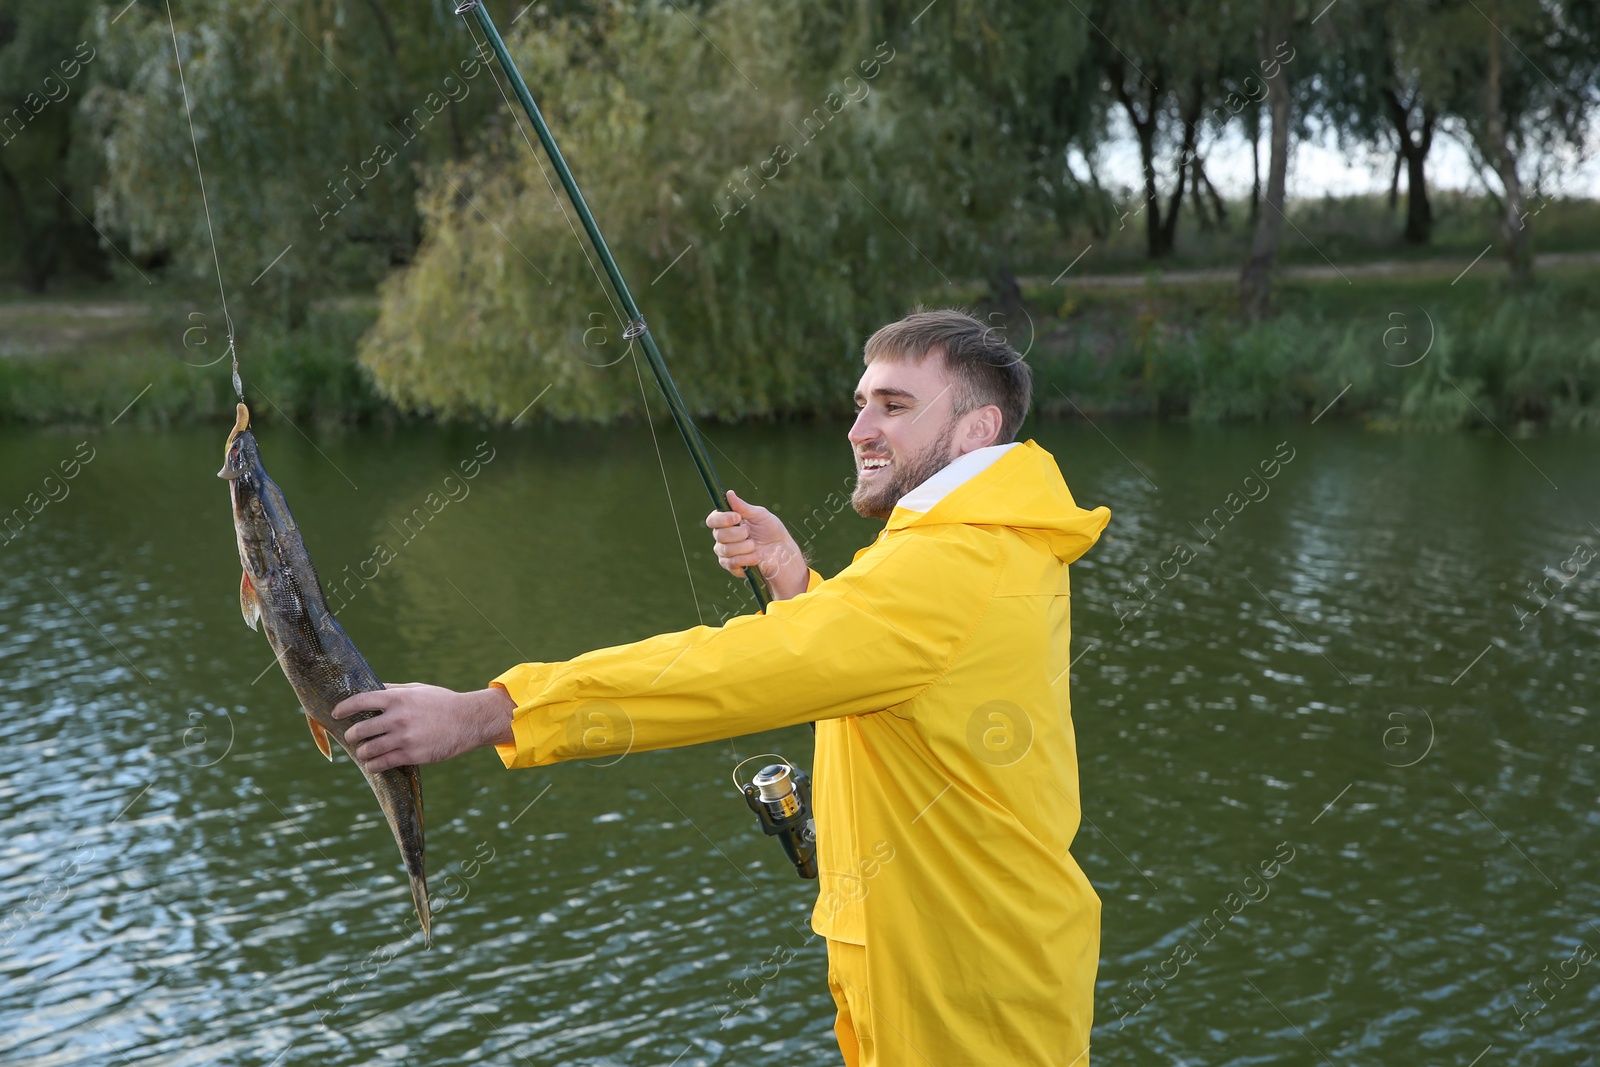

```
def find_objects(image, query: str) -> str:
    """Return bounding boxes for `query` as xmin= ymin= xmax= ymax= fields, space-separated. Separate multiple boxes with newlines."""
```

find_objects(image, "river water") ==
xmin=1 ymin=417 xmax=1595 ymax=1066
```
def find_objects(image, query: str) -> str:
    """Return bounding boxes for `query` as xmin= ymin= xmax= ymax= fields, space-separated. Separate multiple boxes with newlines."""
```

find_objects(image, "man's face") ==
xmin=848 ymin=353 xmax=978 ymax=520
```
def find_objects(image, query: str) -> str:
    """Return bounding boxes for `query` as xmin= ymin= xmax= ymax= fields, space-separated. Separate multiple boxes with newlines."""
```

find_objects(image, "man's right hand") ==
xmin=333 ymin=683 xmax=515 ymax=772
xmin=705 ymin=490 xmax=809 ymax=601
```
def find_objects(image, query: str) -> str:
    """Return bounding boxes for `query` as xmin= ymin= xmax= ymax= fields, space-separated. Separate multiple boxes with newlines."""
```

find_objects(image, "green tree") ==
xmin=1237 ymin=0 xmax=1303 ymax=319
xmin=83 ymin=0 xmax=499 ymax=326
xmin=870 ymin=0 xmax=1097 ymax=304
xmin=0 ymin=0 xmax=100 ymax=290
xmin=363 ymin=0 xmax=905 ymax=421
xmin=1085 ymin=0 xmax=1257 ymax=258
xmin=1431 ymin=0 xmax=1596 ymax=286
xmin=1315 ymin=0 xmax=1453 ymax=245
xmin=360 ymin=0 xmax=1097 ymax=422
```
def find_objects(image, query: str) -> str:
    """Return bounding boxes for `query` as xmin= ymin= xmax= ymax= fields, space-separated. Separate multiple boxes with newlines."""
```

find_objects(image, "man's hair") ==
xmin=862 ymin=308 xmax=1033 ymax=443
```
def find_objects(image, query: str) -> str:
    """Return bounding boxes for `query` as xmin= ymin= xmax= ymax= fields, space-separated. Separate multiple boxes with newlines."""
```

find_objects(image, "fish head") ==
xmin=219 ymin=429 xmax=261 ymax=484
xmin=222 ymin=429 xmax=276 ymax=580
xmin=219 ymin=405 xmax=290 ymax=587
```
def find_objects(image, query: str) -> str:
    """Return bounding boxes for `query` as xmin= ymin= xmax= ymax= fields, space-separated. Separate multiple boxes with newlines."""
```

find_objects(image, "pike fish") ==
xmin=219 ymin=403 xmax=430 ymax=942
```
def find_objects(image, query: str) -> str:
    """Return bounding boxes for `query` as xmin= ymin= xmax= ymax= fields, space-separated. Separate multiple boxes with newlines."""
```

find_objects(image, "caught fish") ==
xmin=219 ymin=403 xmax=430 ymax=942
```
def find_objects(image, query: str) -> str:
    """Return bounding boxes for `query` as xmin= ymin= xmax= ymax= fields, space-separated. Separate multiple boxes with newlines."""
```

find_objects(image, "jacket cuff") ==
xmin=489 ymin=662 xmax=558 ymax=768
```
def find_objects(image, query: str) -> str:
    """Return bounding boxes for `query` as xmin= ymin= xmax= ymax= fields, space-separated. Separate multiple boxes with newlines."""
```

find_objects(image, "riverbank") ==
xmin=2 ymin=255 xmax=1597 ymax=430
xmin=0 ymin=295 xmax=386 ymax=428
xmin=1028 ymin=258 xmax=1600 ymax=428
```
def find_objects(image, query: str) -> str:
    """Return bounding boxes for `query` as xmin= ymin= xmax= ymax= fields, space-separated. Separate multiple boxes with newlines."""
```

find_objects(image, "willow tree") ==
xmin=1238 ymin=0 xmax=1303 ymax=321
xmin=0 ymin=0 xmax=99 ymax=290
xmin=866 ymin=0 xmax=1097 ymax=306
xmin=1426 ymin=0 xmax=1596 ymax=287
xmin=359 ymin=0 xmax=1079 ymax=423
xmin=83 ymin=0 xmax=498 ymax=327
xmin=1082 ymin=0 xmax=1258 ymax=259
xmin=1315 ymin=0 xmax=1458 ymax=245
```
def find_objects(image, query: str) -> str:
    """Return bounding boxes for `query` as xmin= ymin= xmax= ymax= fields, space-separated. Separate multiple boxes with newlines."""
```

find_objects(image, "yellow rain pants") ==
xmin=828 ymin=939 xmax=872 ymax=1065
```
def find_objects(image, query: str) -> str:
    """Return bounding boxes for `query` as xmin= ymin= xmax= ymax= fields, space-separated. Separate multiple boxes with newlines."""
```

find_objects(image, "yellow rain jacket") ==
xmin=493 ymin=440 xmax=1111 ymax=1065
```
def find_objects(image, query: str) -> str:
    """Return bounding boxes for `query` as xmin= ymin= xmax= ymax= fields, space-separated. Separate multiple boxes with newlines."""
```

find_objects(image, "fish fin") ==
xmin=240 ymin=572 xmax=262 ymax=631
xmin=306 ymin=713 xmax=333 ymax=761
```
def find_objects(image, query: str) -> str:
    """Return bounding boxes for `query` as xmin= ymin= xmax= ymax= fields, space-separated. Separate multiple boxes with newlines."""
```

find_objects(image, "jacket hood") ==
xmin=886 ymin=440 xmax=1110 ymax=564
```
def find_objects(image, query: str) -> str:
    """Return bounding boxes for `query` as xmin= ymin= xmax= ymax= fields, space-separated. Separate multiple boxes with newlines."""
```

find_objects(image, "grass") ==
xmin=0 ymin=293 xmax=388 ymax=428
xmin=1016 ymin=192 xmax=1600 ymax=277
xmin=1026 ymin=262 xmax=1600 ymax=428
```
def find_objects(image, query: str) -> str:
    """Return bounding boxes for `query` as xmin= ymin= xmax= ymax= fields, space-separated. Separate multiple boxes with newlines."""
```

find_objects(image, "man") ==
xmin=333 ymin=308 xmax=1112 ymax=1065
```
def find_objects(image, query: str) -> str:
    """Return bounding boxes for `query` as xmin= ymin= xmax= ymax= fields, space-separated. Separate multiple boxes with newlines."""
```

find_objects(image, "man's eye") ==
xmin=886 ymin=403 xmax=905 ymax=412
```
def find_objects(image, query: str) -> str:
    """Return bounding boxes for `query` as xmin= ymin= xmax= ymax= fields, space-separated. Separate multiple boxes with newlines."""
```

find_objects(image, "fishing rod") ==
xmin=458 ymin=2 xmax=817 ymax=883
xmin=454 ymin=0 xmax=772 ymax=612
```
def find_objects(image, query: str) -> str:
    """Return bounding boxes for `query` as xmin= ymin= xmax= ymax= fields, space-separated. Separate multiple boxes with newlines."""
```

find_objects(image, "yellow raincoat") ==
xmin=493 ymin=440 xmax=1111 ymax=1065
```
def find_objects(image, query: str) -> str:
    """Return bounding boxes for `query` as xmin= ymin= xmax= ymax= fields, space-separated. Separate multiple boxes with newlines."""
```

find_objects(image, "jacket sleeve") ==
xmin=490 ymin=531 xmax=994 ymax=768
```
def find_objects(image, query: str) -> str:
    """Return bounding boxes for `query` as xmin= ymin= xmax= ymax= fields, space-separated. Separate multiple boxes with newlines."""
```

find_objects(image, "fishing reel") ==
xmin=733 ymin=755 xmax=818 ymax=880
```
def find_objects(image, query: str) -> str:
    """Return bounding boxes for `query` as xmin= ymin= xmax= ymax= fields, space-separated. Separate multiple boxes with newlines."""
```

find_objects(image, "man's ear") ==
xmin=957 ymin=405 xmax=1003 ymax=454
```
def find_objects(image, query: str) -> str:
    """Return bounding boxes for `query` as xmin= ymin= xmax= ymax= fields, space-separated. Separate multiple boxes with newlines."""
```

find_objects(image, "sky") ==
xmin=1086 ymin=112 xmax=1600 ymax=203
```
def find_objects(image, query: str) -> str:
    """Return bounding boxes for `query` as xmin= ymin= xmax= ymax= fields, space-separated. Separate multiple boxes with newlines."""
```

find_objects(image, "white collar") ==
xmin=894 ymin=442 xmax=1019 ymax=514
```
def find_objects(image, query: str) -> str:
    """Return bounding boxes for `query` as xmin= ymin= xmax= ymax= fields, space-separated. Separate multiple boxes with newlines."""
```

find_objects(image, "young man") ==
xmin=333 ymin=308 xmax=1112 ymax=1065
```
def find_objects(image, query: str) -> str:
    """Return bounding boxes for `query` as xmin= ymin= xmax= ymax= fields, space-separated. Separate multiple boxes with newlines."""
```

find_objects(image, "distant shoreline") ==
xmin=3 ymin=255 xmax=1599 ymax=431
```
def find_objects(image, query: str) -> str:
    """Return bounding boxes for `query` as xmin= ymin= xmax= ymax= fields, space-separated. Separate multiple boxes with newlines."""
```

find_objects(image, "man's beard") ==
xmin=851 ymin=420 xmax=958 ymax=520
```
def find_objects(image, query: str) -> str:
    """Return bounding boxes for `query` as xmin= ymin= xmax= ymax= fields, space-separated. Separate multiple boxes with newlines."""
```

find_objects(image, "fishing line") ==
xmin=165 ymin=0 xmax=241 ymax=401
xmin=630 ymin=348 xmax=704 ymax=624
xmin=459 ymin=5 xmax=709 ymax=618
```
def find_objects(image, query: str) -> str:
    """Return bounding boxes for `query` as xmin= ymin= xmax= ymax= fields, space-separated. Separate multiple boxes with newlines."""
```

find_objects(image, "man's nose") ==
xmin=847 ymin=408 xmax=877 ymax=444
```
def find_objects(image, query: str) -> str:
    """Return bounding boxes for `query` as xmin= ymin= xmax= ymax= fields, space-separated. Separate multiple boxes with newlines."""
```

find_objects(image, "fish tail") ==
xmin=402 ymin=764 xmax=429 ymax=945
xmin=367 ymin=764 xmax=430 ymax=946
xmin=410 ymin=867 xmax=432 ymax=947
